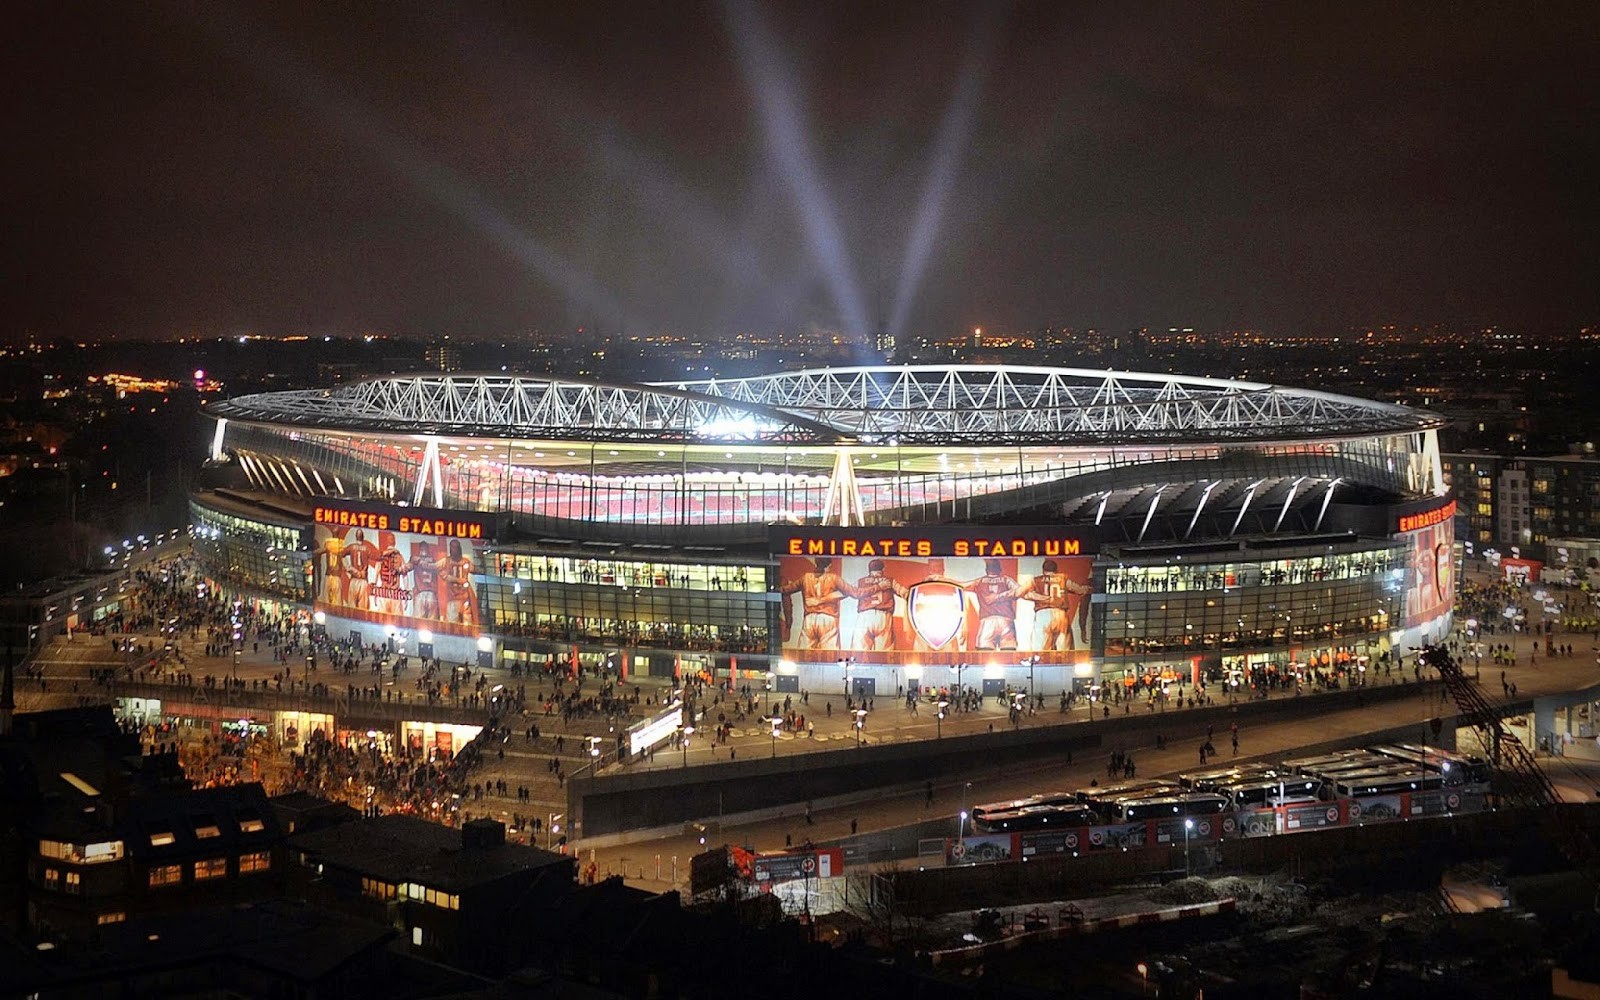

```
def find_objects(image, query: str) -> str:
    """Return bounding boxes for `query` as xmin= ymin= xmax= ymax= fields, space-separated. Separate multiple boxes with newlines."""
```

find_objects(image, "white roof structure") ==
xmin=208 ymin=365 xmax=1441 ymax=447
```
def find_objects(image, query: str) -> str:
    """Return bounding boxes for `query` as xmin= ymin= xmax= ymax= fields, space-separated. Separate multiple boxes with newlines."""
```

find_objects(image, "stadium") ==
xmin=191 ymin=365 xmax=1456 ymax=697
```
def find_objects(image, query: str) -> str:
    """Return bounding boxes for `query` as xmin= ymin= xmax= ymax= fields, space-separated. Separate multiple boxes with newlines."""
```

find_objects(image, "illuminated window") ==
xmin=97 ymin=912 xmax=126 ymax=925
xmin=192 ymin=814 xmax=221 ymax=839
xmin=65 ymin=871 xmax=81 ymax=894
xmin=149 ymin=864 xmax=182 ymax=887
xmin=43 ymin=868 xmax=59 ymax=889
xmin=42 ymin=839 xmax=125 ymax=864
xmin=362 ymin=877 xmax=396 ymax=900
xmin=148 ymin=830 xmax=175 ymax=847
xmin=194 ymin=858 xmax=227 ymax=880
xmin=239 ymin=851 xmax=271 ymax=874
xmin=237 ymin=812 xmax=266 ymax=834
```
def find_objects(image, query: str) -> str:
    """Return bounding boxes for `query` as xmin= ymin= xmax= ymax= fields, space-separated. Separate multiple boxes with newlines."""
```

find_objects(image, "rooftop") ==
xmin=290 ymin=814 xmax=573 ymax=892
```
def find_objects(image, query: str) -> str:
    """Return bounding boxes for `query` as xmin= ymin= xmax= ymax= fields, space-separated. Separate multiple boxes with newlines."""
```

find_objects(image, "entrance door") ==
xmin=850 ymin=677 xmax=876 ymax=698
xmin=981 ymin=678 xmax=1007 ymax=697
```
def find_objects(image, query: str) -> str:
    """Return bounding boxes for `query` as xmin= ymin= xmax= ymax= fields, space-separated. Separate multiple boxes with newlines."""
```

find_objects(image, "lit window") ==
xmin=192 ymin=814 xmax=221 ymax=839
xmin=237 ymin=813 xmax=266 ymax=834
xmin=239 ymin=851 xmax=271 ymax=873
xmin=65 ymin=871 xmax=81 ymax=895
xmin=194 ymin=858 xmax=227 ymax=880
xmin=97 ymin=912 xmax=126 ymax=925
xmin=83 ymin=841 xmax=124 ymax=863
xmin=149 ymin=831 xmax=175 ymax=847
xmin=149 ymin=864 xmax=182 ymax=887
xmin=43 ymin=868 xmax=60 ymax=888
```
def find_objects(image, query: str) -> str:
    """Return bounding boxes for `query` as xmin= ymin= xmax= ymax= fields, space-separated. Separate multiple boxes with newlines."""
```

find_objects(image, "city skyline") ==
xmin=5 ymin=2 xmax=1598 ymax=346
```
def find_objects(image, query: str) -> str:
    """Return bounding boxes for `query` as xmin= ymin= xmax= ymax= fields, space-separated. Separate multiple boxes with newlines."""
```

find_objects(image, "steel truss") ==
xmin=209 ymin=374 xmax=842 ymax=444
xmin=209 ymin=365 xmax=1441 ymax=448
xmin=676 ymin=365 xmax=1440 ymax=444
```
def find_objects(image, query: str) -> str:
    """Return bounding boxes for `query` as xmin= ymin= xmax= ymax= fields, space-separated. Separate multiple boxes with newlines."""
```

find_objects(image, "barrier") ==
xmin=928 ymin=898 xmax=1238 ymax=966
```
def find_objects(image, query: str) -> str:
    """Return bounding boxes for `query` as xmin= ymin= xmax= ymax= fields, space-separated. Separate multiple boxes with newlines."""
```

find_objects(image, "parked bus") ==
xmin=973 ymin=804 xmax=1102 ymax=833
xmin=969 ymin=791 xmax=1077 ymax=827
xmin=1111 ymin=792 xmax=1229 ymax=824
xmin=1281 ymin=750 xmax=1379 ymax=774
xmin=1077 ymin=779 xmax=1179 ymax=814
xmin=1176 ymin=764 xmax=1280 ymax=792
xmin=1369 ymin=743 xmax=1491 ymax=786
xmin=1331 ymin=769 xmax=1443 ymax=799
xmin=1215 ymin=776 xmax=1324 ymax=809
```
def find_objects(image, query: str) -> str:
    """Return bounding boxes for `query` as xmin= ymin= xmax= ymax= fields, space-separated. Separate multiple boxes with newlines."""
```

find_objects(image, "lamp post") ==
xmin=959 ymin=781 xmax=971 ymax=850
xmin=840 ymin=656 xmax=856 ymax=697
xmin=1184 ymin=817 xmax=1194 ymax=876
xmin=680 ymin=725 xmax=694 ymax=768
xmin=547 ymin=812 xmax=563 ymax=849
xmin=936 ymin=699 xmax=949 ymax=739
xmin=766 ymin=715 xmax=783 ymax=758
xmin=852 ymin=708 xmax=867 ymax=747
xmin=1022 ymin=655 xmax=1039 ymax=699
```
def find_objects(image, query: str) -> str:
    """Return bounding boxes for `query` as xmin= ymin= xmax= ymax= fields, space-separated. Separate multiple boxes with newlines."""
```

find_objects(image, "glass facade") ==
xmin=481 ymin=552 xmax=771 ymax=653
xmin=189 ymin=498 xmax=311 ymax=600
xmin=1097 ymin=542 xmax=1407 ymax=674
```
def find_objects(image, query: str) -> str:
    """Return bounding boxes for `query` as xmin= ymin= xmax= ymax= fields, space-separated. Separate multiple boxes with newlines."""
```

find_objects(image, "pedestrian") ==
xmin=850 ymin=818 xmax=858 ymax=835
xmin=1231 ymin=733 xmax=1239 ymax=755
xmin=805 ymin=802 xmax=813 ymax=825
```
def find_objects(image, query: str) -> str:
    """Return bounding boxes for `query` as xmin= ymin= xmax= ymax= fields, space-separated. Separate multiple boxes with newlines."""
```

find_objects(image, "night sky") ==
xmin=5 ymin=1 xmax=1597 ymax=343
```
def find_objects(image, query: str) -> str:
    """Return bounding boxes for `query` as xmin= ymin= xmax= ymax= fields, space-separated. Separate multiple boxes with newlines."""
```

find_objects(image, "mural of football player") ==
xmin=313 ymin=531 xmax=350 ymax=606
xmin=779 ymin=557 xmax=860 ymax=651
xmin=935 ymin=559 xmax=1024 ymax=651
xmin=435 ymin=538 xmax=480 ymax=626
xmin=850 ymin=559 xmax=911 ymax=650
xmin=1019 ymin=558 xmax=1092 ymax=651
xmin=343 ymin=528 xmax=381 ymax=611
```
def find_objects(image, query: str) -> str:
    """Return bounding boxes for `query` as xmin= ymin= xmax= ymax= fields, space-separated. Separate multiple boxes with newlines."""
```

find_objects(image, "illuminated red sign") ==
xmin=777 ymin=528 xmax=1089 ymax=559
xmin=313 ymin=505 xmax=487 ymax=539
xmin=1398 ymin=500 xmax=1456 ymax=534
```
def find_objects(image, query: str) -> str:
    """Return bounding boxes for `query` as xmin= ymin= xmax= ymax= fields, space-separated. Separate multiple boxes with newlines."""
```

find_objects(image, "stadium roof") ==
xmin=206 ymin=365 xmax=1443 ymax=446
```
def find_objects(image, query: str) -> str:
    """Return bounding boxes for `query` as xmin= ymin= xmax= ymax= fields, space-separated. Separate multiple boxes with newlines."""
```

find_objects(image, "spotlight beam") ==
xmin=887 ymin=9 xmax=1004 ymax=344
xmin=721 ymin=0 xmax=870 ymax=338
xmin=188 ymin=4 xmax=642 ymax=332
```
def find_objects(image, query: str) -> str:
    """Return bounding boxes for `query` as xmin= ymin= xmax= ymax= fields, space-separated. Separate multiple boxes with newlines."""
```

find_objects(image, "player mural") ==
xmin=773 ymin=527 xmax=1096 ymax=665
xmin=1402 ymin=514 xmax=1455 ymax=631
xmin=312 ymin=503 xmax=490 ymax=637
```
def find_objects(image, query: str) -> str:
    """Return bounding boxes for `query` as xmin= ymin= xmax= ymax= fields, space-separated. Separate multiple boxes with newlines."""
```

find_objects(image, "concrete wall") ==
xmin=570 ymin=678 xmax=1446 ymax=838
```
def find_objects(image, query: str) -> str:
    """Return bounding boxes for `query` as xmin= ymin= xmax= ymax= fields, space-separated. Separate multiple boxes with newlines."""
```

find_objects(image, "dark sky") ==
xmin=5 ymin=1 xmax=1597 ymax=344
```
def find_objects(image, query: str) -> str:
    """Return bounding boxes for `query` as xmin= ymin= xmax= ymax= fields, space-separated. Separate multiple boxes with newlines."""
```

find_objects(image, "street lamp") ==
xmin=680 ymin=725 xmax=694 ymax=768
xmin=1184 ymin=818 xmax=1194 ymax=876
xmin=547 ymin=812 xmax=563 ymax=849
xmin=959 ymin=781 xmax=972 ymax=850
xmin=1021 ymin=655 xmax=1039 ymax=699
xmin=852 ymin=708 xmax=867 ymax=747
xmin=936 ymin=699 xmax=949 ymax=739
xmin=766 ymin=715 xmax=783 ymax=758
xmin=839 ymin=656 xmax=856 ymax=697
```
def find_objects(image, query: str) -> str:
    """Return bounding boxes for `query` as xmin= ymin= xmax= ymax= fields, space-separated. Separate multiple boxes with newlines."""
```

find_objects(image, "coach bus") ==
xmin=970 ymin=791 xmax=1078 ymax=827
xmin=1109 ymin=792 xmax=1229 ymax=824
xmin=1075 ymin=779 xmax=1178 ymax=811
xmin=1215 ymin=776 xmax=1324 ymax=810
xmin=973 ymin=804 xmax=1103 ymax=834
xmin=1176 ymin=764 xmax=1281 ymax=792
xmin=1369 ymin=743 xmax=1491 ymax=787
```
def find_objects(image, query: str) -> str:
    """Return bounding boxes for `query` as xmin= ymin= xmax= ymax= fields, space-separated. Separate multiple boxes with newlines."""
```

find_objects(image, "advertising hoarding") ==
xmin=1401 ymin=513 xmax=1454 ymax=628
xmin=311 ymin=503 xmax=493 ymax=638
xmin=772 ymin=527 xmax=1096 ymax=665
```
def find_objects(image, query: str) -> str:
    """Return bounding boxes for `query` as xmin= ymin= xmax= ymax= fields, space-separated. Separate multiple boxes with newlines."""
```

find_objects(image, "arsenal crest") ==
xmin=909 ymin=582 xmax=965 ymax=649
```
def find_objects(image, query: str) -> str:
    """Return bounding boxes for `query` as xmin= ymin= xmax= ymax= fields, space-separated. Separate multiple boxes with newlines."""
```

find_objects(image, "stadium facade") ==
xmin=191 ymin=365 xmax=1456 ymax=698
